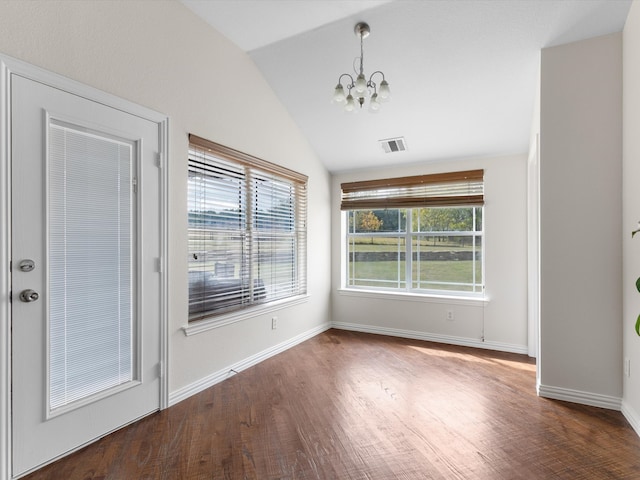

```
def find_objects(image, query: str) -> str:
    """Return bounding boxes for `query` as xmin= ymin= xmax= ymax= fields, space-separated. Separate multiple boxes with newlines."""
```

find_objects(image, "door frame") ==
xmin=527 ymin=133 xmax=540 ymax=361
xmin=0 ymin=53 xmax=169 ymax=480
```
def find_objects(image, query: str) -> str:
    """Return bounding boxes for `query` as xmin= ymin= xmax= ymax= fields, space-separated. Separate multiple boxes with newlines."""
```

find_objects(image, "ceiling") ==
xmin=180 ymin=0 xmax=632 ymax=173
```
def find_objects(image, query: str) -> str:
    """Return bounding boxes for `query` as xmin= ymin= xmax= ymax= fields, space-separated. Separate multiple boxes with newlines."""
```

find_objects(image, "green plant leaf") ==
xmin=636 ymin=277 xmax=640 ymax=293
xmin=636 ymin=314 xmax=640 ymax=337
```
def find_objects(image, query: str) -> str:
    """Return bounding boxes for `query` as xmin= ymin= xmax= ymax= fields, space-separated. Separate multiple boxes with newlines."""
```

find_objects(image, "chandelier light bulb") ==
xmin=378 ymin=80 xmax=391 ymax=100
xmin=369 ymin=93 xmax=380 ymax=112
xmin=355 ymin=74 xmax=367 ymax=94
xmin=344 ymin=94 xmax=356 ymax=112
xmin=333 ymin=84 xmax=346 ymax=103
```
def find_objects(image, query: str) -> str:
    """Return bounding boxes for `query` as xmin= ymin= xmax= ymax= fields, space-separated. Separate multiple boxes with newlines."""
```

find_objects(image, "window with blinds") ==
xmin=49 ymin=120 xmax=136 ymax=411
xmin=342 ymin=170 xmax=484 ymax=296
xmin=188 ymin=135 xmax=307 ymax=320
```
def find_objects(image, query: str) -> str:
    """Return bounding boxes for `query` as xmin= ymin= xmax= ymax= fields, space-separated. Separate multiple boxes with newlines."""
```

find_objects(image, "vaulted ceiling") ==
xmin=181 ymin=0 xmax=632 ymax=172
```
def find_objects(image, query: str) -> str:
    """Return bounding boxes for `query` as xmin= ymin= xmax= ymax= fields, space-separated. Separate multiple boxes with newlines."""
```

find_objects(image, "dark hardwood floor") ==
xmin=23 ymin=329 xmax=640 ymax=479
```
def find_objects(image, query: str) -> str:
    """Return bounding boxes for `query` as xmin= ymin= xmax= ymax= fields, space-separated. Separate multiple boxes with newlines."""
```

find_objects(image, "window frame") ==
xmin=345 ymin=207 xmax=484 ymax=296
xmin=341 ymin=170 xmax=485 ymax=299
xmin=186 ymin=135 xmax=308 ymax=329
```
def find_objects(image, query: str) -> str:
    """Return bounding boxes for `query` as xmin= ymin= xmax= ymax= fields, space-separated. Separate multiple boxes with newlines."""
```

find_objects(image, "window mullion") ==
xmin=472 ymin=207 xmax=476 ymax=290
xmin=347 ymin=224 xmax=356 ymax=286
xmin=405 ymin=209 xmax=412 ymax=291
xmin=246 ymin=168 xmax=254 ymax=304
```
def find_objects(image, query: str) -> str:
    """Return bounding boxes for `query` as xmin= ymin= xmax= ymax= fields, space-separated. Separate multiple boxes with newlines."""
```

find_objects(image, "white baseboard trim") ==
xmin=537 ymin=383 xmax=622 ymax=411
xmin=168 ymin=322 xmax=331 ymax=406
xmin=331 ymin=322 xmax=528 ymax=355
xmin=622 ymin=400 xmax=640 ymax=437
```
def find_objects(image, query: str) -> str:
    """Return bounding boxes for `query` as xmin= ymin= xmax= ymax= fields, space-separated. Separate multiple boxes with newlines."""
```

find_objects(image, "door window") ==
xmin=48 ymin=120 xmax=138 ymax=413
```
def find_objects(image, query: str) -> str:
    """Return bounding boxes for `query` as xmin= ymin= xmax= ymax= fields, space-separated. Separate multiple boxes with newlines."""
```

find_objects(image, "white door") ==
xmin=11 ymin=74 xmax=162 ymax=477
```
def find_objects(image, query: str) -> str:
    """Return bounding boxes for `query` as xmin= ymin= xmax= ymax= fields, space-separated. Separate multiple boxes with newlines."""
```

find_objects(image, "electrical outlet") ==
xmin=446 ymin=310 xmax=454 ymax=321
xmin=271 ymin=316 xmax=278 ymax=330
xmin=625 ymin=358 xmax=631 ymax=378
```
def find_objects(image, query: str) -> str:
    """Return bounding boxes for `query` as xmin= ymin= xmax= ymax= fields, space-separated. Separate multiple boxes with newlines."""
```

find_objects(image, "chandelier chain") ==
xmin=360 ymin=32 xmax=365 ymax=76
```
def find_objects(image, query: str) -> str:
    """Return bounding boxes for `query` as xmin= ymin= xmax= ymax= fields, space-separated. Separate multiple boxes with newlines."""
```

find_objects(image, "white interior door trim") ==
xmin=527 ymin=133 xmax=540 ymax=360
xmin=0 ymin=53 xmax=169 ymax=480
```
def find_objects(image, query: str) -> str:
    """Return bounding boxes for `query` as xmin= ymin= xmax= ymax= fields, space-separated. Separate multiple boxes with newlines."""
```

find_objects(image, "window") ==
xmin=188 ymin=135 xmax=307 ymax=320
xmin=49 ymin=121 xmax=136 ymax=410
xmin=342 ymin=170 xmax=484 ymax=296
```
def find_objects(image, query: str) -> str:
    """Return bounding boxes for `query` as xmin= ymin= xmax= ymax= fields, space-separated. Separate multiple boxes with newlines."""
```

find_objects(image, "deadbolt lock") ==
xmin=18 ymin=259 xmax=35 ymax=272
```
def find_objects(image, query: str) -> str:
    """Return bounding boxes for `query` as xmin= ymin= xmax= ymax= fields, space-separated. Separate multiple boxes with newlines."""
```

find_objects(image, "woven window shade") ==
xmin=340 ymin=169 xmax=484 ymax=210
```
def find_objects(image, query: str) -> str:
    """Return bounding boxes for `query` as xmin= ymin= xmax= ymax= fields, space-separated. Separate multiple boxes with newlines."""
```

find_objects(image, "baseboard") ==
xmin=537 ymin=383 xmax=622 ymax=411
xmin=168 ymin=322 xmax=331 ymax=406
xmin=621 ymin=400 xmax=640 ymax=437
xmin=331 ymin=321 xmax=529 ymax=355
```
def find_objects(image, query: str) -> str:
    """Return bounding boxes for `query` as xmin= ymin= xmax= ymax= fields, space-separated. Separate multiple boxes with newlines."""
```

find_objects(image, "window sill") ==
xmin=337 ymin=288 xmax=488 ymax=306
xmin=182 ymin=294 xmax=310 ymax=337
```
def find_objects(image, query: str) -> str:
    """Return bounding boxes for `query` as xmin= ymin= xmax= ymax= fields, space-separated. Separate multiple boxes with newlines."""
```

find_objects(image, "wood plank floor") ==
xmin=23 ymin=329 xmax=640 ymax=479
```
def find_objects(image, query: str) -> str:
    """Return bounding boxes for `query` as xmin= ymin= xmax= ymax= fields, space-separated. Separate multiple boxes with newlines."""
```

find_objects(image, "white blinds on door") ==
xmin=48 ymin=121 xmax=135 ymax=411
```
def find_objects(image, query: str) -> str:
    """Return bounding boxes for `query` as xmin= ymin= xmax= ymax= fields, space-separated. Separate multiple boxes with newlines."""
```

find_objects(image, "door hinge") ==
xmin=132 ymin=177 xmax=138 ymax=193
xmin=158 ymin=361 xmax=164 ymax=378
xmin=155 ymin=257 xmax=163 ymax=273
xmin=155 ymin=152 xmax=162 ymax=168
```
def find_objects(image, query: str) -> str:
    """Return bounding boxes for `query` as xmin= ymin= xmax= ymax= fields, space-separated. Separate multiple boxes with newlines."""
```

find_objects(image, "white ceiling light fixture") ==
xmin=332 ymin=22 xmax=391 ymax=113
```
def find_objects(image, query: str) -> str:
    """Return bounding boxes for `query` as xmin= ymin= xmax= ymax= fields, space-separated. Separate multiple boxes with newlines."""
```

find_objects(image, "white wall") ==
xmin=331 ymin=154 xmax=529 ymax=354
xmin=623 ymin=0 xmax=640 ymax=433
xmin=0 ymin=0 xmax=331 ymax=398
xmin=539 ymin=33 xmax=622 ymax=407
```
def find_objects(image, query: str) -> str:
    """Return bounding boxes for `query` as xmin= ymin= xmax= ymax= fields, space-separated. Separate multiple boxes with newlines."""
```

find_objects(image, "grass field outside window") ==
xmin=346 ymin=207 xmax=483 ymax=295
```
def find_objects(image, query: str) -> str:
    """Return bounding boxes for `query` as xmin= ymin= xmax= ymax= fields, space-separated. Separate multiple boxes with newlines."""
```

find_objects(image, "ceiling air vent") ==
xmin=379 ymin=137 xmax=407 ymax=154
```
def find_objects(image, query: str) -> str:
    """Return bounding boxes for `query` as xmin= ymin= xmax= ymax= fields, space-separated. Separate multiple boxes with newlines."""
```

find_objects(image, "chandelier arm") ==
xmin=338 ymin=73 xmax=355 ymax=88
xmin=368 ymin=71 xmax=386 ymax=82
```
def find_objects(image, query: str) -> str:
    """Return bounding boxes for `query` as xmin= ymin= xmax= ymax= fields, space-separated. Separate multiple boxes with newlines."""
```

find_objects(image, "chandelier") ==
xmin=332 ymin=22 xmax=391 ymax=113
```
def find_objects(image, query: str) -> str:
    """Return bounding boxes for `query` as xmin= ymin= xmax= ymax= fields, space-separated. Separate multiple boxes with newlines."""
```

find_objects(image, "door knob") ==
xmin=19 ymin=289 xmax=39 ymax=303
